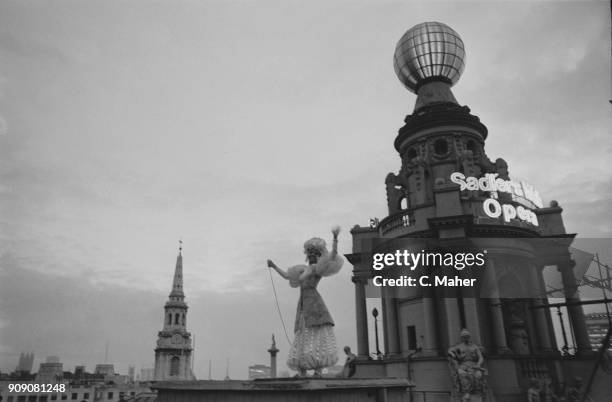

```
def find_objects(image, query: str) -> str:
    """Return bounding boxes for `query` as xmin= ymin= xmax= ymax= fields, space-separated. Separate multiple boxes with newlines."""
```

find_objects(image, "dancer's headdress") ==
xmin=303 ymin=237 xmax=328 ymax=258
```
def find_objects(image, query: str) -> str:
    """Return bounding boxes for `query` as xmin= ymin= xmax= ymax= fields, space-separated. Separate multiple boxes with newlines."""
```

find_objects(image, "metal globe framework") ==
xmin=394 ymin=22 xmax=465 ymax=93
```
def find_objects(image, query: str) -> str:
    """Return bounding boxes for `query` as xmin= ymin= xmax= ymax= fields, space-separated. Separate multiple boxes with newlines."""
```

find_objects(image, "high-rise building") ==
xmin=154 ymin=244 xmax=194 ymax=380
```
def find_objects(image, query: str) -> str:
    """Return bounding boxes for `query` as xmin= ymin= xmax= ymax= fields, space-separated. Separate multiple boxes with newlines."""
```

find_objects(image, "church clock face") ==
xmin=171 ymin=334 xmax=182 ymax=345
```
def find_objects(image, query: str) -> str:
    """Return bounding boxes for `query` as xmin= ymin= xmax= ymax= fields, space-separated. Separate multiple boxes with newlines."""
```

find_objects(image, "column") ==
xmin=463 ymin=297 xmax=483 ymax=346
xmin=421 ymin=293 xmax=438 ymax=355
xmin=269 ymin=352 xmax=277 ymax=378
xmin=381 ymin=286 xmax=389 ymax=355
xmin=353 ymin=276 xmax=370 ymax=358
xmin=486 ymin=258 xmax=510 ymax=353
xmin=489 ymin=298 xmax=511 ymax=354
xmin=529 ymin=266 xmax=554 ymax=352
xmin=444 ymin=298 xmax=462 ymax=348
xmin=382 ymin=286 xmax=400 ymax=355
xmin=537 ymin=265 xmax=559 ymax=351
xmin=531 ymin=298 xmax=554 ymax=352
xmin=558 ymin=261 xmax=591 ymax=353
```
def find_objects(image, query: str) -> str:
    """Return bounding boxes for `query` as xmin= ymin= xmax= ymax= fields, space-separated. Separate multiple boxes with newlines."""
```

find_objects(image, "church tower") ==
xmin=154 ymin=242 xmax=194 ymax=380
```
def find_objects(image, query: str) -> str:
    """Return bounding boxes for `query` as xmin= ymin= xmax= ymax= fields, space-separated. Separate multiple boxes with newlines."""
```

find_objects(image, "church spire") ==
xmin=170 ymin=240 xmax=184 ymax=300
xmin=154 ymin=241 xmax=194 ymax=381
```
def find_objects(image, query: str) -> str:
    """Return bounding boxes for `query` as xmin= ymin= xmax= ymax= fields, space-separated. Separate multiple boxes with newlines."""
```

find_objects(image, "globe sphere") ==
xmin=394 ymin=22 xmax=465 ymax=93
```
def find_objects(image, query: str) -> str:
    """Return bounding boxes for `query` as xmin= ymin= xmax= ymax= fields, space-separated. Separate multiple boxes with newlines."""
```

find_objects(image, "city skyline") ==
xmin=1 ymin=0 xmax=610 ymax=379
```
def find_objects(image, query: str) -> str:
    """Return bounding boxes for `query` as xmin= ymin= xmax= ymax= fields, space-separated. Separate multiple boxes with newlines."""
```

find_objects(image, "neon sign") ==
xmin=450 ymin=172 xmax=540 ymax=226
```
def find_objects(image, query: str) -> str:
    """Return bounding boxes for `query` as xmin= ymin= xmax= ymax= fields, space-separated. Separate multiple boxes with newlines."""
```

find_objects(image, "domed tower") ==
xmin=348 ymin=22 xmax=592 ymax=399
xmin=386 ymin=22 xmax=490 ymax=219
xmin=154 ymin=243 xmax=195 ymax=381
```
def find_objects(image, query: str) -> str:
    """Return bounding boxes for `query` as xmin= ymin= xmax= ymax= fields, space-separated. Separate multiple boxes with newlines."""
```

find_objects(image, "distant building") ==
xmin=153 ymin=245 xmax=195 ymax=381
xmin=0 ymin=364 xmax=151 ymax=402
xmin=139 ymin=369 xmax=154 ymax=382
xmin=248 ymin=365 xmax=271 ymax=380
xmin=16 ymin=352 xmax=35 ymax=373
xmin=36 ymin=356 xmax=64 ymax=383
xmin=1 ymin=383 xmax=151 ymax=402
xmin=75 ymin=366 xmax=86 ymax=378
xmin=95 ymin=365 xmax=115 ymax=378
xmin=585 ymin=312 xmax=612 ymax=351
xmin=124 ymin=392 xmax=157 ymax=402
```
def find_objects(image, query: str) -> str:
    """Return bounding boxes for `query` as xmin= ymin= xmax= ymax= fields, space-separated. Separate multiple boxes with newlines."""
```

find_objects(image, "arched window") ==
xmin=175 ymin=313 xmax=179 ymax=325
xmin=182 ymin=313 xmax=185 ymax=326
xmin=169 ymin=356 xmax=180 ymax=376
xmin=433 ymin=138 xmax=448 ymax=156
xmin=400 ymin=197 xmax=408 ymax=210
xmin=167 ymin=313 xmax=171 ymax=325
xmin=466 ymin=140 xmax=476 ymax=153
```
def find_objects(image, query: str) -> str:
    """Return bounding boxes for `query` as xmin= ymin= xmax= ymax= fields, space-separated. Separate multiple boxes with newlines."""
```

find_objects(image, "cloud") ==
xmin=0 ymin=117 xmax=6 ymax=136
xmin=0 ymin=254 xmax=159 ymax=368
xmin=0 ymin=249 xmax=356 ymax=379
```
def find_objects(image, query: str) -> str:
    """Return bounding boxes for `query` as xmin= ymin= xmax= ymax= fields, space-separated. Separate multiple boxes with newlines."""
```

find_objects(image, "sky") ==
xmin=0 ymin=0 xmax=611 ymax=379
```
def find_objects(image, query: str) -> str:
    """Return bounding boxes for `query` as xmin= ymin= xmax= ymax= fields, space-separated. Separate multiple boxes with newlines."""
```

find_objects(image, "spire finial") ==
xmin=224 ymin=358 xmax=230 ymax=381
xmin=179 ymin=239 xmax=183 ymax=255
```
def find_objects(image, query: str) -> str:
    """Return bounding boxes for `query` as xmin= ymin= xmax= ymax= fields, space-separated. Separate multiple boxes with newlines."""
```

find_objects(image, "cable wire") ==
xmin=268 ymin=267 xmax=292 ymax=345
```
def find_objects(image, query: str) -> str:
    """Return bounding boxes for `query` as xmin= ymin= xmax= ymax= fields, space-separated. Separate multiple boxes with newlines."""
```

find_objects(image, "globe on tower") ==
xmin=393 ymin=21 xmax=465 ymax=93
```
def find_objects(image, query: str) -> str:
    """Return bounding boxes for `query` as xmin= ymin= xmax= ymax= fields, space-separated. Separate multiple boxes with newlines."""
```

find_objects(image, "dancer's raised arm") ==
xmin=314 ymin=226 xmax=343 ymax=277
xmin=267 ymin=259 xmax=289 ymax=280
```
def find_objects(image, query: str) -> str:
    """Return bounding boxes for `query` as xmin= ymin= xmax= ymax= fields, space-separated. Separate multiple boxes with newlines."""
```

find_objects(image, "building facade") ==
xmin=347 ymin=21 xmax=598 ymax=401
xmin=36 ymin=357 xmax=64 ymax=383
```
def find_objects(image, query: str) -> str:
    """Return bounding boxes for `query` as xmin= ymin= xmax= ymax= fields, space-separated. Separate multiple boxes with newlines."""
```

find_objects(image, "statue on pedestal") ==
xmin=526 ymin=379 xmax=541 ymax=402
xmin=448 ymin=329 xmax=493 ymax=402
xmin=267 ymin=226 xmax=343 ymax=377
xmin=340 ymin=346 xmax=357 ymax=378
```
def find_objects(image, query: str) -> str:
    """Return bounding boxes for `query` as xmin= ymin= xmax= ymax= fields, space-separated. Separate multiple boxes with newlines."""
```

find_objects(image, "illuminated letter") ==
xmin=466 ymin=177 xmax=478 ymax=191
xmin=495 ymin=178 xmax=508 ymax=193
xmin=530 ymin=211 xmax=539 ymax=226
xmin=502 ymin=204 xmax=517 ymax=222
xmin=483 ymin=198 xmax=501 ymax=218
xmin=450 ymin=172 xmax=466 ymax=190
xmin=479 ymin=175 xmax=493 ymax=191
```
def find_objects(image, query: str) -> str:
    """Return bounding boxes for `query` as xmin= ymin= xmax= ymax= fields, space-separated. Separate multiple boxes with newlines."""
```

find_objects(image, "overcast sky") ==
xmin=0 ymin=0 xmax=610 ymax=379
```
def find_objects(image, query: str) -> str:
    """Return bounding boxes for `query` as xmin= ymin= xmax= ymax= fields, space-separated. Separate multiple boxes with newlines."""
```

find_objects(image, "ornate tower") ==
xmin=348 ymin=21 xmax=591 ymax=399
xmin=154 ymin=242 xmax=194 ymax=380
